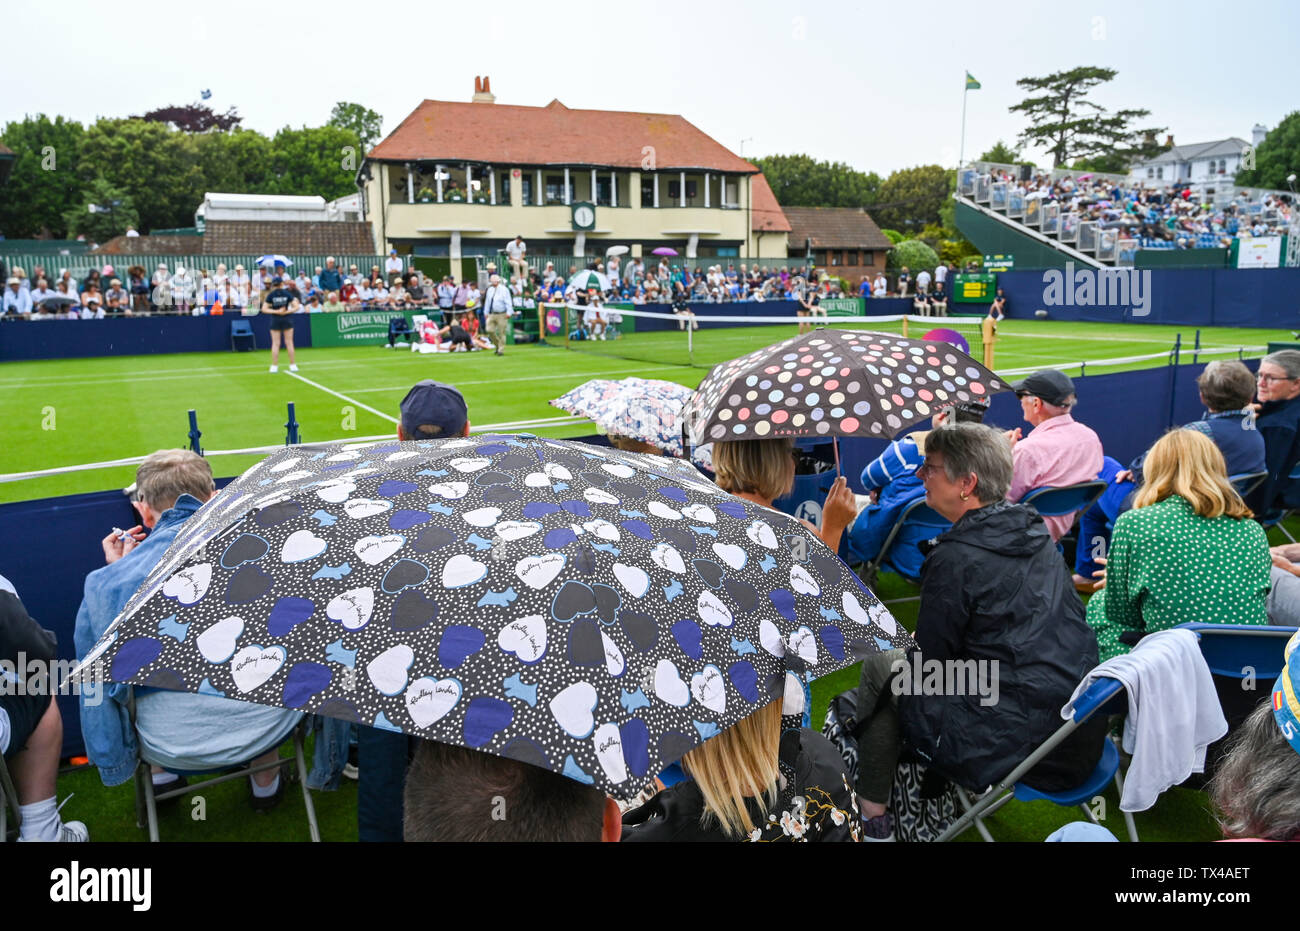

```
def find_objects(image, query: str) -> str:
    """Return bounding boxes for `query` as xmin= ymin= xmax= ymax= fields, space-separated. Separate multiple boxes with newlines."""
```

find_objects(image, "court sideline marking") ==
xmin=285 ymin=370 xmax=399 ymax=424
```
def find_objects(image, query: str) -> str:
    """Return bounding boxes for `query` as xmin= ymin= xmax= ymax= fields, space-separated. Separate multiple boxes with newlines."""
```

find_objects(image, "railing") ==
xmin=1041 ymin=203 xmax=1060 ymax=234
xmin=1078 ymin=220 xmax=1098 ymax=252
xmin=1059 ymin=212 xmax=1079 ymax=243
xmin=1024 ymin=197 xmax=1042 ymax=227
xmin=1007 ymin=189 xmax=1025 ymax=219
xmin=975 ymin=175 xmax=991 ymax=203
xmin=0 ymin=254 xmax=395 ymax=284
xmin=1117 ymin=239 xmax=1139 ymax=266
xmin=990 ymin=182 xmax=1007 ymax=210
xmin=1096 ymin=228 xmax=1119 ymax=263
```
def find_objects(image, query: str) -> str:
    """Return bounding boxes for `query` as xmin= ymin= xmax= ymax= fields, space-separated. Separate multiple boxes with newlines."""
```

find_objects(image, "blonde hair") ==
xmin=136 ymin=449 xmax=215 ymax=512
xmin=712 ymin=438 xmax=795 ymax=503
xmin=681 ymin=699 xmax=782 ymax=838
xmin=1133 ymin=429 xmax=1252 ymax=519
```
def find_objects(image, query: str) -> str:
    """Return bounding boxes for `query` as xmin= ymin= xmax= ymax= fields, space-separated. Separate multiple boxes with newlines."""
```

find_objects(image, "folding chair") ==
xmin=937 ymin=675 xmax=1139 ymax=842
xmin=388 ymin=316 xmax=415 ymax=347
xmin=1020 ymin=481 xmax=1109 ymax=520
xmin=1228 ymin=471 xmax=1268 ymax=502
xmin=1171 ymin=621 xmax=1298 ymax=783
xmin=0 ymin=753 xmax=20 ymax=842
xmin=856 ymin=496 xmax=950 ymax=588
xmin=230 ymin=318 xmax=257 ymax=352
xmin=128 ymin=689 xmax=320 ymax=842
xmin=1256 ymin=462 xmax=1300 ymax=543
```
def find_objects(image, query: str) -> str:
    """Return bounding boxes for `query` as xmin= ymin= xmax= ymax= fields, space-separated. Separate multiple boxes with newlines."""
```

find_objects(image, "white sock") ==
xmin=250 ymin=772 xmax=280 ymax=798
xmin=19 ymin=796 xmax=60 ymax=842
xmin=152 ymin=771 xmax=180 ymax=786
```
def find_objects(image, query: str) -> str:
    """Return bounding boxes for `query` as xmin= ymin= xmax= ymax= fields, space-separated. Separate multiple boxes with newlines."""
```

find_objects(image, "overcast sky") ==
xmin=6 ymin=0 xmax=1297 ymax=176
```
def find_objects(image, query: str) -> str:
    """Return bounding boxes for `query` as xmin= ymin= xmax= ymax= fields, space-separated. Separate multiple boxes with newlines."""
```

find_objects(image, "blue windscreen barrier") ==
xmin=991 ymin=267 xmax=1299 ymax=328
xmin=0 ymin=314 xmax=312 ymax=362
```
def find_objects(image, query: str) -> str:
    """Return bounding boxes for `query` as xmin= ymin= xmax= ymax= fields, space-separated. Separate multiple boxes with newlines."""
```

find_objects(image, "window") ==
xmin=544 ymin=175 xmax=573 ymax=205
xmin=1156 ymin=167 xmax=1163 ymax=179
xmin=844 ymin=250 xmax=859 ymax=266
xmin=596 ymin=176 xmax=612 ymax=206
xmin=863 ymin=251 xmax=874 ymax=266
xmin=497 ymin=172 xmax=510 ymax=204
xmin=667 ymin=181 xmax=698 ymax=201
xmin=522 ymin=175 xmax=533 ymax=206
xmin=1147 ymin=168 xmax=1154 ymax=178
xmin=641 ymin=178 xmax=654 ymax=207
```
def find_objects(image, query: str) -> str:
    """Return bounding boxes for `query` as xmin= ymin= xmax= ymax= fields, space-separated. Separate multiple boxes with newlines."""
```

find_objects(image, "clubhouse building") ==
xmin=360 ymin=77 xmax=790 ymax=264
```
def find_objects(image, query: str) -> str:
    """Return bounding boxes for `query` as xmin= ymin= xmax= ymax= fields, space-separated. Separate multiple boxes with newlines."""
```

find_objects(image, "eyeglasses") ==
xmin=1257 ymin=374 xmax=1297 ymax=384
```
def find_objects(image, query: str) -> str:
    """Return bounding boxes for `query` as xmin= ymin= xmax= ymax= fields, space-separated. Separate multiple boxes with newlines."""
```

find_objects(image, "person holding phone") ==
xmin=261 ymin=275 xmax=300 ymax=373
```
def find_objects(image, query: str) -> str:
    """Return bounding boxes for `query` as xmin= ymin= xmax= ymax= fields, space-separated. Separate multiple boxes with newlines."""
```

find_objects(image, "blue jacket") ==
xmin=1252 ymin=397 xmax=1300 ymax=512
xmin=74 ymin=494 xmax=205 ymax=786
xmin=846 ymin=436 xmax=949 ymax=580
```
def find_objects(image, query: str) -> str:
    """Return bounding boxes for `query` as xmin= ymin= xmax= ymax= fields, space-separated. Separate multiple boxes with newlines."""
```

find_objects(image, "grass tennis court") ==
xmin=0 ymin=317 xmax=1287 ymax=503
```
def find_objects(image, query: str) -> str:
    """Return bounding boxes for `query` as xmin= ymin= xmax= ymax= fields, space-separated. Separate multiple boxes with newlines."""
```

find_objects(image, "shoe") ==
xmin=495 ymin=349 xmax=503 ymax=356
xmin=153 ymin=774 xmax=189 ymax=808
xmin=860 ymin=812 xmax=895 ymax=842
xmin=383 ymin=343 xmax=393 ymax=348
xmin=250 ymin=772 xmax=286 ymax=813
xmin=268 ymin=365 xmax=278 ymax=373
xmin=342 ymin=762 xmax=359 ymax=781
xmin=19 ymin=820 xmax=89 ymax=842
xmin=288 ymin=364 xmax=299 ymax=372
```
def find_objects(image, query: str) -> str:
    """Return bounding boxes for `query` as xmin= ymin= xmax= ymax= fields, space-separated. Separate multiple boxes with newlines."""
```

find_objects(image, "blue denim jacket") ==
xmin=74 ymin=494 xmax=205 ymax=786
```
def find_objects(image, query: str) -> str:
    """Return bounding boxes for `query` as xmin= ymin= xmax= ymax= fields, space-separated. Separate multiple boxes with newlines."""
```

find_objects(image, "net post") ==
xmin=187 ymin=409 xmax=203 ymax=456
xmin=285 ymin=402 xmax=300 ymax=446
xmin=981 ymin=314 xmax=996 ymax=370
xmin=537 ymin=303 xmax=544 ymax=345
xmin=902 ymin=315 xmax=909 ymax=338
xmin=688 ymin=315 xmax=694 ymax=366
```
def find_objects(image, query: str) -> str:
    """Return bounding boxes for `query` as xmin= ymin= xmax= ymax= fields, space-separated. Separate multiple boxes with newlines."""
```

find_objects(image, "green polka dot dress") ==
xmin=1086 ymin=494 xmax=1271 ymax=661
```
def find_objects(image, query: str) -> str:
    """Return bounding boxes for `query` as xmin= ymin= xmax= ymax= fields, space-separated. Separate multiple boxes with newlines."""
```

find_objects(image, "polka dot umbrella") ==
xmin=683 ymin=328 xmax=1013 ymax=445
xmin=73 ymin=434 xmax=908 ymax=800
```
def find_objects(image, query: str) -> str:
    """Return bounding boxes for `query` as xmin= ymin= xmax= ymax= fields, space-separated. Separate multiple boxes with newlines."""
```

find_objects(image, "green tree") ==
xmin=0 ymin=114 xmax=87 ymax=238
xmin=979 ymin=140 xmax=1021 ymax=164
xmin=887 ymin=239 xmax=939 ymax=274
xmin=328 ymin=102 xmax=383 ymax=152
xmin=1235 ymin=111 xmax=1300 ymax=189
xmin=64 ymin=177 xmax=139 ymax=242
xmin=870 ymin=164 xmax=949 ymax=233
xmin=267 ymin=125 xmax=362 ymax=200
xmin=880 ymin=229 xmax=905 ymax=244
xmin=195 ymin=127 xmax=273 ymax=194
xmin=75 ymin=118 xmax=207 ymax=232
xmin=1010 ymin=66 xmax=1163 ymax=169
xmin=751 ymin=154 xmax=882 ymax=207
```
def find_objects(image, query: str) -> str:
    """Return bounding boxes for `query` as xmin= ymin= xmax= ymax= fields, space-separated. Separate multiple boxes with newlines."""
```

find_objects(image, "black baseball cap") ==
xmin=400 ymin=380 xmax=468 ymax=439
xmin=1012 ymin=369 xmax=1076 ymax=406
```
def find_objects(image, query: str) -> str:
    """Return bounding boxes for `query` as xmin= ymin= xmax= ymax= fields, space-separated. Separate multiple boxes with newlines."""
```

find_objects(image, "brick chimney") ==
xmin=1165 ymin=134 xmax=1174 ymax=147
xmin=472 ymin=76 xmax=496 ymax=104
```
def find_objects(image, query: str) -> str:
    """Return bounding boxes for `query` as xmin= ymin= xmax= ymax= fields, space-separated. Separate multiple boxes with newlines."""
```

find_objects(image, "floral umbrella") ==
xmin=551 ymin=377 xmax=714 ymax=469
xmin=75 ymin=435 xmax=907 ymax=799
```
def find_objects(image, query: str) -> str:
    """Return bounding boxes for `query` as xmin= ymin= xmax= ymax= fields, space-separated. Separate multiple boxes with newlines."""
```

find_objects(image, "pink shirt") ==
xmin=1007 ymin=413 xmax=1104 ymax=541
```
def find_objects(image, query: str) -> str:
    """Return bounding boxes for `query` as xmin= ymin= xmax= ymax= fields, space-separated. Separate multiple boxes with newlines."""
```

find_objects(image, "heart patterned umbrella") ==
xmin=683 ymin=328 xmax=1012 ymax=445
xmin=76 ymin=435 xmax=907 ymax=799
xmin=551 ymin=377 xmax=714 ymax=469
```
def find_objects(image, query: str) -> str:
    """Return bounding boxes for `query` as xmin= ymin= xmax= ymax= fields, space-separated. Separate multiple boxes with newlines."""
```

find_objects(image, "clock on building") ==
xmin=571 ymin=201 xmax=596 ymax=231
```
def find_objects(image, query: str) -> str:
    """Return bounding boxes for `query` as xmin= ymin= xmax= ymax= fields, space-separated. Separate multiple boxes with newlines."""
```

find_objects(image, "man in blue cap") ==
xmin=356 ymin=379 xmax=472 ymax=841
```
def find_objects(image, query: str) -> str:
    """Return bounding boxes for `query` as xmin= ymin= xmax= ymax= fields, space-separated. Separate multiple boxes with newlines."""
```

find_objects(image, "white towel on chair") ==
xmin=1061 ymin=628 xmax=1226 ymax=812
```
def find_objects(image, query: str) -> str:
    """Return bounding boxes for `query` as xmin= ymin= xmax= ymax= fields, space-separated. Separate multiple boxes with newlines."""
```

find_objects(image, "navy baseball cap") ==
xmin=400 ymin=380 xmax=468 ymax=439
xmin=1012 ymin=369 xmax=1075 ymax=406
xmin=272 ymin=275 xmax=284 ymax=285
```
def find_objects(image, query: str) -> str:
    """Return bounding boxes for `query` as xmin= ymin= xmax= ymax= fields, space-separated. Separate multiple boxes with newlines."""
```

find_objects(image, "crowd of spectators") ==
xmin=971 ymin=166 xmax=1295 ymax=249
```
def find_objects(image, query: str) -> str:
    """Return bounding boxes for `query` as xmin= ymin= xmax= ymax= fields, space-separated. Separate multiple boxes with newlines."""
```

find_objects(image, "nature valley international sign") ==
xmin=310 ymin=309 xmax=423 ymax=346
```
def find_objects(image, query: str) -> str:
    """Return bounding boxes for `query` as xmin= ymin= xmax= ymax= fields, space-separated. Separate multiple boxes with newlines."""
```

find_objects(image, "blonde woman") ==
xmin=711 ymin=437 xmax=856 ymax=552
xmin=1087 ymin=428 xmax=1271 ymax=661
xmin=621 ymin=699 xmax=859 ymax=842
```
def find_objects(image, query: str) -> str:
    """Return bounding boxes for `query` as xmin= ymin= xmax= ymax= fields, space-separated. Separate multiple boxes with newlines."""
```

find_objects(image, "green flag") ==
xmin=965 ymin=72 xmax=981 ymax=90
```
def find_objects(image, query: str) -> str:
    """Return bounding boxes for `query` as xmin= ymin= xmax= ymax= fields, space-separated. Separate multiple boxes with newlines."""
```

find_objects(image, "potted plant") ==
xmin=417 ymin=186 xmax=434 ymax=204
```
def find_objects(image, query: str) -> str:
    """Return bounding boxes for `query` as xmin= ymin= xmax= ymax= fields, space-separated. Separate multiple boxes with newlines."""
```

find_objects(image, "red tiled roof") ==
xmin=750 ymin=174 xmax=791 ymax=233
xmin=781 ymin=206 xmax=893 ymax=250
xmin=368 ymin=99 xmax=758 ymax=173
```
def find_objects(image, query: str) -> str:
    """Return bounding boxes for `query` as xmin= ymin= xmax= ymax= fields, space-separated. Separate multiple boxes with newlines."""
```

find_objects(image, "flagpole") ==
xmin=959 ymin=73 xmax=968 ymax=172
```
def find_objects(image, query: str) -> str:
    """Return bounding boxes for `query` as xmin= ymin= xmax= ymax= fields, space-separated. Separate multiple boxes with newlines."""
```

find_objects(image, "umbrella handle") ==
xmin=833 ymin=436 xmax=842 ymax=477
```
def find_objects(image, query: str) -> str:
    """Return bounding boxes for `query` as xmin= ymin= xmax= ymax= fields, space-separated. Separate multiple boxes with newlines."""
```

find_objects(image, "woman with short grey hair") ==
xmin=1253 ymin=349 xmax=1300 ymax=514
xmin=1209 ymin=700 xmax=1300 ymax=841
xmin=851 ymin=422 xmax=1105 ymax=840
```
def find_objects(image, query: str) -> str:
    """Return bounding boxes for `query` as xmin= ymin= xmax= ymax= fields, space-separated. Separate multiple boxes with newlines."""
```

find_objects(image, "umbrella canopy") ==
xmin=550 ymin=377 xmax=714 ymax=469
xmin=651 ymin=247 xmax=678 ymax=256
xmin=567 ymin=269 xmax=609 ymax=292
xmin=76 ymin=435 xmax=906 ymax=799
xmin=683 ymin=328 xmax=1012 ymax=444
xmin=605 ymin=245 xmax=630 ymax=257
xmin=38 ymin=293 xmax=80 ymax=308
xmin=257 ymin=254 xmax=293 ymax=268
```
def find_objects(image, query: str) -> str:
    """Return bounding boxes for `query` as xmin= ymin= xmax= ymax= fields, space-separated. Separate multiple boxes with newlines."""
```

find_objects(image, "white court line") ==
xmin=0 ymin=354 xmax=399 ymax=388
xmin=285 ymin=370 xmax=400 ymax=424
xmin=344 ymin=364 xmax=688 ymax=394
